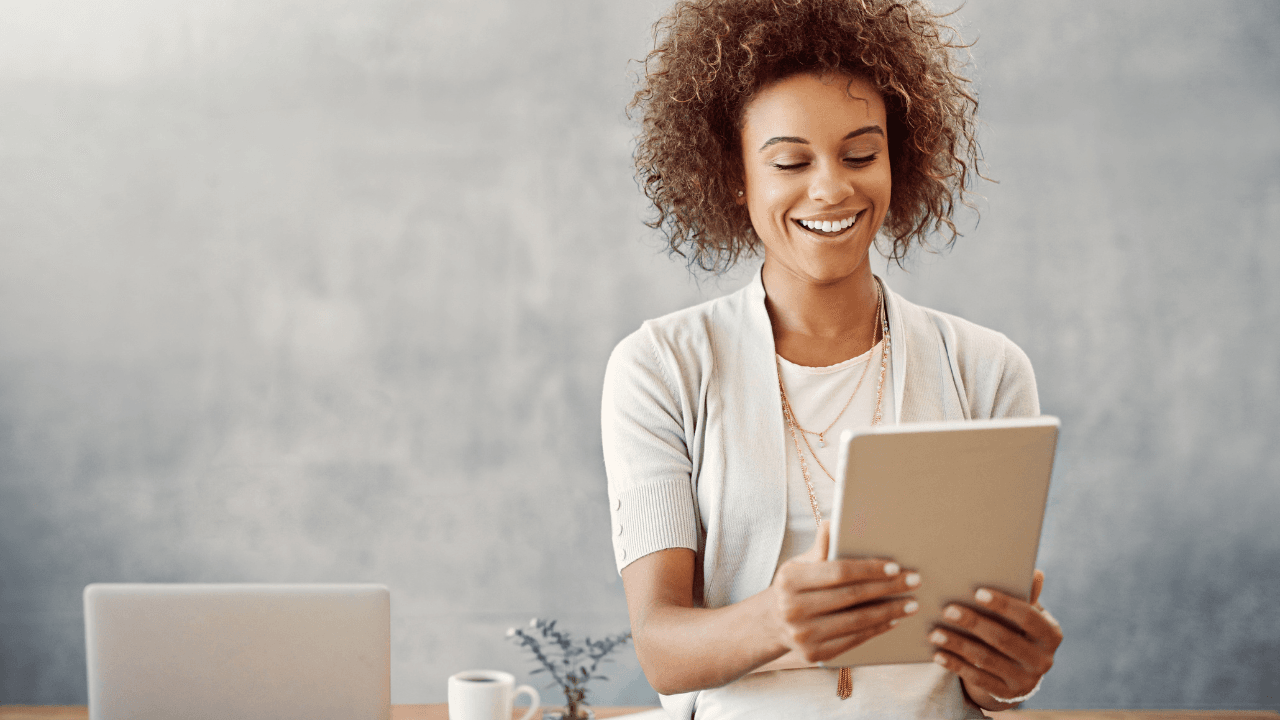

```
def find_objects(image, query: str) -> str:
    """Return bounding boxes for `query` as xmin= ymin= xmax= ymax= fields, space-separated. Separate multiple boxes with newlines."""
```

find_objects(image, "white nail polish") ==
xmin=884 ymin=562 xmax=900 ymax=576
xmin=905 ymin=572 xmax=921 ymax=588
xmin=929 ymin=630 xmax=947 ymax=644
xmin=943 ymin=606 xmax=961 ymax=621
xmin=975 ymin=588 xmax=994 ymax=604
xmin=903 ymin=600 xmax=919 ymax=614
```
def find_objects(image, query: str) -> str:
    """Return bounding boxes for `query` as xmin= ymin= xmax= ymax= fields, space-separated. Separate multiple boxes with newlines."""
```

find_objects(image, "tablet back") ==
xmin=84 ymin=583 xmax=390 ymax=720
xmin=826 ymin=416 xmax=1058 ymax=667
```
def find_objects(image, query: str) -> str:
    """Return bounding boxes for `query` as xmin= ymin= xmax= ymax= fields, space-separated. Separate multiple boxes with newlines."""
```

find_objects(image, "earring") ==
xmin=737 ymin=190 xmax=744 ymax=197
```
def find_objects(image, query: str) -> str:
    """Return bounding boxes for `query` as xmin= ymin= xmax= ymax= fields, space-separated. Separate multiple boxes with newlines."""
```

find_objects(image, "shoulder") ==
xmin=891 ymin=289 xmax=1039 ymax=418
xmin=919 ymin=301 xmax=1033 ymax=374
xmin=604 ymin=281 xmax=754 ymax=388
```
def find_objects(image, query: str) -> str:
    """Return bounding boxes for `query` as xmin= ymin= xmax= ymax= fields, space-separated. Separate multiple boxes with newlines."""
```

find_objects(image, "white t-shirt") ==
xmin=692 ymin=341 xmax=984 ymax=720
xmin=775 ymin=339 xmax=893 ymax=566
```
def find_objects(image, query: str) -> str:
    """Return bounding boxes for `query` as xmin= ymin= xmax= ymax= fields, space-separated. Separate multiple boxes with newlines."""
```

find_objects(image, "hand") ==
xmin=766 ymin=521 xmax=921 ymax=664
xmin=929 ymin=569 xmax=1063 ymax=709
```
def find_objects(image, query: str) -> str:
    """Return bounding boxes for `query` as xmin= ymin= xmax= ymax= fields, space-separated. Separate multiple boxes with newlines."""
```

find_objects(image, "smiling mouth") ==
xmin=794 ymin=212 xmax=861 ymax=237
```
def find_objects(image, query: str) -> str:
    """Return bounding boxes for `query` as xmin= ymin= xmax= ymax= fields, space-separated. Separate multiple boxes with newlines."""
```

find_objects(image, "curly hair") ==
xmin=630 ymin=0 xmax=981 ymax=271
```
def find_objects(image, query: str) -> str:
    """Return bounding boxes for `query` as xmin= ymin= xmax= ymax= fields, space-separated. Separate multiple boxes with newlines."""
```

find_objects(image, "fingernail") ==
xmin=943 ymin=606 xmax=961 ymax=621
xmin=904 ymin=572 xmax=921 ymax=588
xmin=929 ymin=630 xmax=947 ymax=644
xmin=903 ymin=600 xmax=919 ymax=614
xmin=884 ymin=562 xmax=900 ymax=576
xmin=889 ymin=618 xmax=900 ymax=627
xmin=933 ymin=653 xmax=947 ymax=666
xmin=975 ymin=588 xmax=994 ymax=604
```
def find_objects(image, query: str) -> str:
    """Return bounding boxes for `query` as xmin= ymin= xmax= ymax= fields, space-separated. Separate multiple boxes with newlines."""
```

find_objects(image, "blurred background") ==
xmin=1 ymin=0 xmax=1277 ymax=710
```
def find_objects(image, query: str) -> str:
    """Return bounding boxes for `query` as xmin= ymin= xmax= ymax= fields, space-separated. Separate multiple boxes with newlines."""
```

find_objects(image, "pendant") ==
xmin=817 ymin=434 xmax=826 ymax=448
xmin=838 ymin=666 xmax=852 ymax=699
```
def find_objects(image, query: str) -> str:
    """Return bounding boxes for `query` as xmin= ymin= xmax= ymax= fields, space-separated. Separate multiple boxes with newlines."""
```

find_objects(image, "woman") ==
xmin=602 ymin=1 xmax=1063 ymax=718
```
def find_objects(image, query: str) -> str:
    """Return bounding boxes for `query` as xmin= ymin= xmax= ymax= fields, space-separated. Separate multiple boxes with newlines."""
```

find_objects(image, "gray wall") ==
xmin=0 ymin=0 xmax=1276 ymax=710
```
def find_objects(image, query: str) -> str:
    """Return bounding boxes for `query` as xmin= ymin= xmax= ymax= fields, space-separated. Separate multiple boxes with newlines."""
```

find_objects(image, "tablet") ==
xmin=823 ymin=416 xmax=1059 ymax=668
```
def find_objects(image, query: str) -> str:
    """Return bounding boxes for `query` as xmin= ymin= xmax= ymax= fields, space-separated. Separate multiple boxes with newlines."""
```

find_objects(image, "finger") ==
xmin=786 ymin=572 xmax=920 ymax=617
xmin=974 ymin=588 xmax=1063 ymax=650
xmin=939 ymin=604 xmax=1052 ymax=676
xmin=802 ymin=521 xmax=831 ymax=562
xmin=819 ymin=594 xmax=921 ymax=638
xmin=931 ymin=648 xmax=1021 ymax=700
xmin=807 ymin=618 xmax=899 ymax=663
xmin=778 ymin=556 xmax=909 ymax=593
xmin=795 ymin=596 xmax=919 ymax=646
xmin=1030 ymin=570 xmax=1044 ymax=606
xmin=928 ymin=627 xmax=1032 ymax=686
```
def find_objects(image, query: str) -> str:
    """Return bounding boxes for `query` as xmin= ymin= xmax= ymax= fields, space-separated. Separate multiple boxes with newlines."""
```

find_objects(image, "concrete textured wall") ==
xmin=0 ymin=0 xmax=1276 ymax=710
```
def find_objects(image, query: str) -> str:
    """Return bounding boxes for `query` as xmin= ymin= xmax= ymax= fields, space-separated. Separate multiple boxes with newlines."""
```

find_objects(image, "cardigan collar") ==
xmin=710 ymin=265 xmax=910 ymax=607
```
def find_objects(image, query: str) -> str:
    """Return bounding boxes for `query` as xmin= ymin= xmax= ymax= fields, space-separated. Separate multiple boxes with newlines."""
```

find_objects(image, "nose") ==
xmin=807 ymin=159 xmax=854 ymax=206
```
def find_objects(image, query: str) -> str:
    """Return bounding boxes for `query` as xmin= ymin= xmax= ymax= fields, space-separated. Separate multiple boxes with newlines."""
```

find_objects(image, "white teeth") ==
xmin=799 ymin=215 xmax=857 ymax=233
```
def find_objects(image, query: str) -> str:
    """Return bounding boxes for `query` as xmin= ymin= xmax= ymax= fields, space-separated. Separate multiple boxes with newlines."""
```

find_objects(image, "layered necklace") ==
xmin=774 ymin=280 xmax=890 ymax=700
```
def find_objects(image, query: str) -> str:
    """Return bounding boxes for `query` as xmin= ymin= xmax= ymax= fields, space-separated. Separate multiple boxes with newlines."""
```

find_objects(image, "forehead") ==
xmin=741 ymin=72 xmax=886 ymax=141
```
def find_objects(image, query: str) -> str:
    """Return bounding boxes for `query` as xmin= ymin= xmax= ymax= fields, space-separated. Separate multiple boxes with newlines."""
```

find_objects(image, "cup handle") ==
xmin=513 ymin=684 xmax=540 ymax=720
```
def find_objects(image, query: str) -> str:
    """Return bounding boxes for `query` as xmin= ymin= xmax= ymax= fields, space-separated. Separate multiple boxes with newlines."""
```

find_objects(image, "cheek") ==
xmin=869 ymin=164 xmax=893 ymax=205
xmin=758 ymin=186 xmax=793 ymax=215
xmin=749 ymin=177 xmax=803 ymax=217
xmin=743 ymin=180 xmax=796 ymax=227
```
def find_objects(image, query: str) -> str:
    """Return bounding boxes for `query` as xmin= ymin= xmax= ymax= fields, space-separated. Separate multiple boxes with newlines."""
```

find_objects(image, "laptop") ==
xmin=84 ymin=583 xmax=390 ymax=720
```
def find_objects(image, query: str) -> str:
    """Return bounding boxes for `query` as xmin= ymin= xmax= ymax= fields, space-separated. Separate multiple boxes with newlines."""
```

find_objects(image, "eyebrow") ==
xmin=758 ymin=125 xmax=885 ymax=152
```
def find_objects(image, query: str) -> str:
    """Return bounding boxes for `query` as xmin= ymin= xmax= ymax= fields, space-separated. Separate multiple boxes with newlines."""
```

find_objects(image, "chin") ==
xmin=790 ymin=259 xmax=870 ymax=286
xmin=796 ymin=244 xmax=873 ymax=282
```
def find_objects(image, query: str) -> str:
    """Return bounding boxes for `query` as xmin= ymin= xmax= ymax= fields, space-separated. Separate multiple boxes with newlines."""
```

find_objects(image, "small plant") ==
xmin=507 ymin=618 xmax=632 ymax=720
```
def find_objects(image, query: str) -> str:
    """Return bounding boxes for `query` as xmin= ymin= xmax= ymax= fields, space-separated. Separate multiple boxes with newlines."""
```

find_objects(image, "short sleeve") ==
xmin=601 ymin=327 xmax=701 ymax=573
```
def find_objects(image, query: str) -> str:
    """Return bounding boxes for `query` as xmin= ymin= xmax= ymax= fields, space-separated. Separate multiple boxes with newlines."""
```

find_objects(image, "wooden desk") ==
xmin=2 ymin=706 xmax=1277 ymax=719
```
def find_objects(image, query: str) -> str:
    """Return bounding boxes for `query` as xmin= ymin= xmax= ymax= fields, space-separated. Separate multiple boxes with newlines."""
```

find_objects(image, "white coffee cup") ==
xmin=448 ymin=669 xmax=540 ymax=720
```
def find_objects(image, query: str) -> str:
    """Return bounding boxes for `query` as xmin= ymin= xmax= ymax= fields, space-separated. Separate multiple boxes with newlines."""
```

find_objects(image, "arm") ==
xmin=622 ymin=522 xmax=921 ymax=696
xmin=604 ymin=331 xmax=917 ymax=694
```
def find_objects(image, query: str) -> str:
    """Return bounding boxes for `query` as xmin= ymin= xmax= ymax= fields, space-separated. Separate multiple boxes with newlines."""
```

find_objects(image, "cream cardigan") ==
xmin=600 ymin=269 xmax=1040 ymax=718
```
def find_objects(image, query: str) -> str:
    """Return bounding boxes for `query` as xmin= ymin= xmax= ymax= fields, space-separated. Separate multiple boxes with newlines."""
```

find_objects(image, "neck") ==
xmin=763 ymin=260 xmax=881 ymax=368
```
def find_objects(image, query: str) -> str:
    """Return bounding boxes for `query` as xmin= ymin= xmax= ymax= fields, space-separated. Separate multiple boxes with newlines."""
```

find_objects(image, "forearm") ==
xmin=633 ymin=588 xmax=787 ymax=695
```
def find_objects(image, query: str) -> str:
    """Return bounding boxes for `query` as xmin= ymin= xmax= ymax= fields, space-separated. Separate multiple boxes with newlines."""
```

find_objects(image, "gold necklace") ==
xmin=786 ymin=288 xmax=882 ymax=449
xmin=778 ymin=283 xmax=889 ymax=489
xmin=775 ymin=281 xmax=891 ymax=701
xmin=778 ymin=298 xmax=889 ymax=510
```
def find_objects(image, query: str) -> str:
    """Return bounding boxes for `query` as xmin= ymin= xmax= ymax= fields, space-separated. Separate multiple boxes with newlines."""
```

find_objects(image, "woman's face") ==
xmin=739 ymin=72 xmax=891 ymax=287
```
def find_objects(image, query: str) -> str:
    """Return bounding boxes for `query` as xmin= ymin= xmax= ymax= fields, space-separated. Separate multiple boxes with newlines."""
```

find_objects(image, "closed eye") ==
xmin=772 ymin=155 xmax=877 ymax=171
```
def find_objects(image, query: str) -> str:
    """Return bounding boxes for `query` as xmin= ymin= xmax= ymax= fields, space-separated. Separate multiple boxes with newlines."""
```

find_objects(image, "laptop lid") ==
xmin=84 ymin=583 xmax=390 ymax=720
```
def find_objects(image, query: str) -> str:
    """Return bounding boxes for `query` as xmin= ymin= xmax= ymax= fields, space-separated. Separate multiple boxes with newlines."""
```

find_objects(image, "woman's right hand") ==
xmin=621 ymin=521 xmax=920 ymax=693
xmin=766 ymin=521 xmax=921 ymax=663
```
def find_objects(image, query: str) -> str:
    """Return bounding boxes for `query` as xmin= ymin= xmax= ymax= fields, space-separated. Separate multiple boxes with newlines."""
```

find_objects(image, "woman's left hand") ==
xmin=928 ymin=569 xmax=1063 ymax=710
